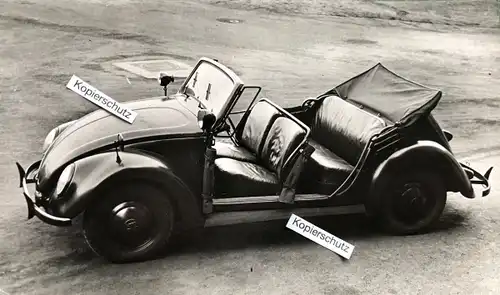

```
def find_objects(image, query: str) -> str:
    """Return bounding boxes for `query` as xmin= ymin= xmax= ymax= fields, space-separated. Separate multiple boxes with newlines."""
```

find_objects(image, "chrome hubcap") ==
xmin=393 ymin=183 xmax=432 ymax=224
xmin=110 ymin=202 xmax=154 ymax=247
xmin=402 ymin=184 xmax=425 ymax=209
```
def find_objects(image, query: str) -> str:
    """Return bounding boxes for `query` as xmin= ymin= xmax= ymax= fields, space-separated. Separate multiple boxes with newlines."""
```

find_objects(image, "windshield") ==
xmin=179 ymin=60 xmax=237 ymax=119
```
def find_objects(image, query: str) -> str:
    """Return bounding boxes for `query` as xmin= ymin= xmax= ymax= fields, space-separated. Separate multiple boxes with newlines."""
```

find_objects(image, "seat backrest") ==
xmin=311 ymin=95 xmax=387 ymax=165
xmin=237 ymin=100 xmax=281 ymax=157
xmin=260 ymin=117 xmax=307 ymax=179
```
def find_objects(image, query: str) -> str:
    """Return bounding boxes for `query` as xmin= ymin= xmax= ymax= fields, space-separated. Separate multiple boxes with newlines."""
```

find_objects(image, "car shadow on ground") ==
xmin=170 ymin=203 xmax=471 ymax=256
xmin=37 ymin=202 xmax=472 ymax=268
xmin=0 ymin=204 xmax=472 ymax=293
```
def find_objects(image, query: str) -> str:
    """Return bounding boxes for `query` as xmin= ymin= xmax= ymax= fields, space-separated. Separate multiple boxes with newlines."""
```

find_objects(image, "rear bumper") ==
xmin=460 ymin=162 xmax=492 ymax=198
xmin=15 ymin=161 xmax=72 ymax=227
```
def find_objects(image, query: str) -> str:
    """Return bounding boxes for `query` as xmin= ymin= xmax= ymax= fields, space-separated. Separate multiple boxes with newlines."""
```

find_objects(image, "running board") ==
xmin=204 ymin=205 xmax=366 ymax=227
xmin=212 ymin=194 xmax=329 ymax=206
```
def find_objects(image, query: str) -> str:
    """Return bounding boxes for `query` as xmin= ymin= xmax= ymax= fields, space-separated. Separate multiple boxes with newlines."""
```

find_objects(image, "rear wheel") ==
xmin=83 ymin=183 xmax=175 ymax=263
xmin=376 ymin=171 xmax=447 ymax=235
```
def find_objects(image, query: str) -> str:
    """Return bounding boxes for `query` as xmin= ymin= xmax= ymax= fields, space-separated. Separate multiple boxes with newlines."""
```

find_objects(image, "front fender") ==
xmin=371 ymin=140 xmax=473 ymax=200
xmin=52 ymin=149 xmax=203 ymax=230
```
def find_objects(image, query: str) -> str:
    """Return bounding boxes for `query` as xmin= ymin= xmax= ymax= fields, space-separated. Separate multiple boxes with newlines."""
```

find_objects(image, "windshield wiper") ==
xmin=205 ymin=83 xmax=211 ymax=101
xmin=192 ymin=72 xmax=198 ymax=88
xmin=182 ymin=84 xmax=211 ymax=110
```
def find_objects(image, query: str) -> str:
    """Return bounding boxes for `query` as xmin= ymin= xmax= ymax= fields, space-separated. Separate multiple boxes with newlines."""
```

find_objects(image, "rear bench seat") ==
xmin=305 ymin=95 xmax=388 ymax=194
xmin=215 ymin=102 xmax=307 ymax=198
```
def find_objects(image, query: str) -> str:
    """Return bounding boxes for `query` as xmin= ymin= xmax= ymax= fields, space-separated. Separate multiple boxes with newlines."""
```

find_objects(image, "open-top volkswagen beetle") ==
xmin=17 ymin=57 xmax=492 ymax=263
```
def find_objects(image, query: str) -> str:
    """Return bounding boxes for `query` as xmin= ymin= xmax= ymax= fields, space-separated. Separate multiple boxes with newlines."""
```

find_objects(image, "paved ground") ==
xmin=203 ymin=0 xmax=500 ymax=27
xmin=1 ymin=0 xmax=500 ymax=294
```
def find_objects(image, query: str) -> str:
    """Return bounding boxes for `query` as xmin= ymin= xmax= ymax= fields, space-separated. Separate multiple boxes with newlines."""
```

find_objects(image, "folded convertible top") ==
xmin=324 ymin=63 xmax=442 ymax=125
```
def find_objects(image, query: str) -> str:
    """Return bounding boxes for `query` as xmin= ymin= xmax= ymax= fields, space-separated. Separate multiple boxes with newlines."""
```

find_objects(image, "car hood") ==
xmin=37 ymin=96 xmax=201 ymax=188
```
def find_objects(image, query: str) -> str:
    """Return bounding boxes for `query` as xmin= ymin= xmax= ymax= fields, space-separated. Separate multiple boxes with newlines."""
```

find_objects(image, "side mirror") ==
xmin=197 ymin=109 xmax=216 ymax=131
xmin=158 ymin=73 xmax=174 ymax=96
xmin=158 ymin=72 xmax=174 ymax=87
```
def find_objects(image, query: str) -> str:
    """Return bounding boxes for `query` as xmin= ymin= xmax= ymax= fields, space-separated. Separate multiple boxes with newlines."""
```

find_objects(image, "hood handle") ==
xmin=114 ymin=133 xmax=125 ymax=165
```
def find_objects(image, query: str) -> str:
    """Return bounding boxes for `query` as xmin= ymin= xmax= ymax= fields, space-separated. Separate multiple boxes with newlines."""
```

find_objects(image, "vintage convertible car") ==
xmin=16 ymin=57 xmax=492 ymax=263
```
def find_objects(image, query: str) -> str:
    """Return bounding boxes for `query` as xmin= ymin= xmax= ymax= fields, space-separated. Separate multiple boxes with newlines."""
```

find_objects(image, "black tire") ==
xmin=376 ymin=171 xmax=447 ymax=235
xmin=82 ymin=183 xmax=175 ymax=263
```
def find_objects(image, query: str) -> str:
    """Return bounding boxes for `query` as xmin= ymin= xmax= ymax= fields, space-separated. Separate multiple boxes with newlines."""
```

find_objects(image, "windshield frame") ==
xmin=177 ymin=57 xmax=244 ymax=129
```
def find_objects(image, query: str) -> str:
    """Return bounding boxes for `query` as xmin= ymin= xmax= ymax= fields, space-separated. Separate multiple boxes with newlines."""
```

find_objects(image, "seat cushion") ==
xmin=214 ymin=141 xmax=257 ymax=163
xmin=311 ymin=95 xmax=387 ymax=165
xmin=237 ymin=100 xmax=281 ymax=156
xmin=215 ymin=158 xmax=279 ymax=198
xmin=303 ymin=140 xmax=354 ymax=194
xmin=260 ymin=117 xmax=307 ymax=178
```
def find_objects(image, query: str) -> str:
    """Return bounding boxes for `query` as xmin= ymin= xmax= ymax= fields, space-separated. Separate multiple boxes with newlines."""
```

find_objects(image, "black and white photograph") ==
xmin=1 ymin=0 xmax=499 ymax=294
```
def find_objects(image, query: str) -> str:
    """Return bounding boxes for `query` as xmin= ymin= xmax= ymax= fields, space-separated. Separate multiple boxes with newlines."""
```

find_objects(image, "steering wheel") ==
xmin=215 ymin=118 xmax=237 ymax=143
xmin=217 ymin=121 xmax=231 ymax=135
xmin=216 ymin=110 xmax=247 ymax=144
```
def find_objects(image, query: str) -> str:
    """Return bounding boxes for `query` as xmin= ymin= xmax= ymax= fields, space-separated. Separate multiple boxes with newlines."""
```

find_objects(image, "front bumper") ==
xmin=460 ymin=162 xmax=493 ymax=198
xmin=16 ymin=161 xmax=72 ymax=227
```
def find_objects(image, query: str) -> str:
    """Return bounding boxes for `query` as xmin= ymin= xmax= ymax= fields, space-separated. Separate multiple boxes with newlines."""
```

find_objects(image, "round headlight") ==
xmin=42 ymin=128 xmax=58 ymax=152
xmin=55 ymin=163 xmax=75 ymax=197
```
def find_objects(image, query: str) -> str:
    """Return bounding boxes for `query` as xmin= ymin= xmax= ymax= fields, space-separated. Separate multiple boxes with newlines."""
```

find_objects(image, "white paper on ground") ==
xmin=286 ymin=213 xmax=355 ymax=259
xmin=66 ymin=75 xmax=137 ymax=124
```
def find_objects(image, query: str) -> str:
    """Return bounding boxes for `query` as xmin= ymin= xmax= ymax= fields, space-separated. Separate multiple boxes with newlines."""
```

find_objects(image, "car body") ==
xmin=17 ymin=57 xmax=492 ymax=263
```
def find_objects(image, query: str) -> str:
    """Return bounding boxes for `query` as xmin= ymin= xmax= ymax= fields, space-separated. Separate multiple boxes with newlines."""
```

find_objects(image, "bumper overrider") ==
xmin=16 ymin=161 xmax=72 ymax=227
xmin=460 ymin=162 xmax=493 ymax=198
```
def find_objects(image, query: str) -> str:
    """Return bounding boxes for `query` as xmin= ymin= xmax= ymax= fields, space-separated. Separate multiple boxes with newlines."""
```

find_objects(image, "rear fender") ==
xmin=53 ymin=150 xmax=203 ymax=230
xmin=368 ymin=140 xmax=473 ymax=212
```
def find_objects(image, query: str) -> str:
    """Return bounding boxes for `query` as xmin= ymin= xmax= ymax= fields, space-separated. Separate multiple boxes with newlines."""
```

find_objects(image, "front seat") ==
xmin=214 ymin=100 xmax=281 ymax=163
xmin=215 ymin=115 xmax=308 ymax=198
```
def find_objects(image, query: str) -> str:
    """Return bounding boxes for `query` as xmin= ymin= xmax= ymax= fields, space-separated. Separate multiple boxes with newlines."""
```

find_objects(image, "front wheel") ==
xmin=375 ymin=171 xmax=447 ymax=235
xmin=82 ymin=183 xmax=175 ymax=263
